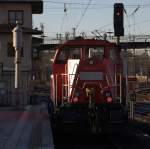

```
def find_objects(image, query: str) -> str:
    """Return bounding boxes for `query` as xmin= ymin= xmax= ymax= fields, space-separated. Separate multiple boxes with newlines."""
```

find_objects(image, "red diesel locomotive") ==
xmin=50 ymin=38 xmax=128 ymax=133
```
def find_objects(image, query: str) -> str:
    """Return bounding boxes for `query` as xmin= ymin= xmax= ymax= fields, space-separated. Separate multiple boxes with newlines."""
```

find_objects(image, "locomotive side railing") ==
xmin=54 ymin=74 xmax=68 ymax=106
xmin=105 ymin=73 xmax=114 ymax=87
xmin=55 ymin=74 xmax=58 ymax=107
xmin=114 ymin=64 xmax=123 ymax=103
xmin=55 ymin=72 xmax=123 ymax=105
xmin=61 ymin=74 xmax=69 ymax=104
xmin=106 ymin=74 xmax=110 ymax=87
xmin=55 ymin=73 xmax=77 ymax=105
xmin=61 ymin=73 xmax=121 ymax=103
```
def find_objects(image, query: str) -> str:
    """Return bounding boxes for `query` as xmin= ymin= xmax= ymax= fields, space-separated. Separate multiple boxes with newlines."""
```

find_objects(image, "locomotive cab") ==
xmin=50 ymin=39 xmax=128 ymax=133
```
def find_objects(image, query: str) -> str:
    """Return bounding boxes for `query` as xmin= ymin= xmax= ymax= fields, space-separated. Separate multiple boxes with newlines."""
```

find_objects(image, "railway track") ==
xmin=50 ymin=101 xmax=150 ymax=149
xmin=53 ymin=131 xmax=119 ymax=149
xmin=133 ymin=102 xmax=150 ymax=122
xmin=134 ymin=102 xmax=150 ymax=115
xmin=52 ymin=123 xmax=150 ymax=149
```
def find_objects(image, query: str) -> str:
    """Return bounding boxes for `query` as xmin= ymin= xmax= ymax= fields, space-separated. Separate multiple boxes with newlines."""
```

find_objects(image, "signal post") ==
xmin=114 ymin=3 xmax=129 ymax=106
xmin=12 ymin=22 xmax=23 ymax=106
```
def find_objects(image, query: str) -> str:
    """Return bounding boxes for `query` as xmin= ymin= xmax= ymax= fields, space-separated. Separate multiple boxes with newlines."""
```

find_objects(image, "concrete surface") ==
xmin=0 ymin=104 xmax=54 ymax=149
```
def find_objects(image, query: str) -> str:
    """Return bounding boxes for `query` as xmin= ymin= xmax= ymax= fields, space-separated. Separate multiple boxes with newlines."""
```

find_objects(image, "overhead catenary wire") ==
xmin=44 ymin=4 xmax=150 ymax=11
xmin=60 ymin=13 xmax=66 ymax=33
xmin=44 ymin=6 xmax=112 ymax=10
xmin=44 ymin=0 xmax=150 ymax=8
xmin=59 ymin=2 xmax=72 ymax=36
xmin=75 ymin=0 xmax=92 ymax=31
xmin=43 ymin=0 xmax=150 ymax=37
xmin=44 ymin=0 xmax=112 ymax=6
xmin=59 ymin=3 xmax=67 ymax=35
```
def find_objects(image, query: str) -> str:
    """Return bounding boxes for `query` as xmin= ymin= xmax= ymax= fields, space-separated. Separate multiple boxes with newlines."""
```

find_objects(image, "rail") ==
xmin=61 ymin=73 xmax=68 ymax=104
xmin=134 ymin=102 xmax=150 ymax=116
xmin=128 ymin=101 xmax=150 ymax=122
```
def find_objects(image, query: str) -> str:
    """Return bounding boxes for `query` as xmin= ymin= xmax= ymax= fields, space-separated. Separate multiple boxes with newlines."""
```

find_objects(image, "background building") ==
xmin=0 ymin=0 xmax=43 ymax=105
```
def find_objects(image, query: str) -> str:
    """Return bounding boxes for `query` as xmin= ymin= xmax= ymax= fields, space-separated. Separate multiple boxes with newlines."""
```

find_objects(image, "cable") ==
xmin=75 ymin=0 xmax=92 ymax=31
xmin=44 ymin=5 xmax=150 ymax=10
xmin=44 ymin=0 xmax=150 ymax=8
xmin=43 ymin=1 xmax=150 ymax=36
xmin=129 ymin=19 xmax=150 ymax=26
xmin=44 ymin=7 xmax=112 ymax=10
xmin=60 ymin=14 xmax=66 ymax=33
xmin=98 ymin=23 xmax=113 ymax=29
xmin=93 ymin=18 xmax=150 ymax=37
xmin=59 ymin=2 xmax=72 ymax=35
xmin=44 ymin=0 xmax=112 ymax=6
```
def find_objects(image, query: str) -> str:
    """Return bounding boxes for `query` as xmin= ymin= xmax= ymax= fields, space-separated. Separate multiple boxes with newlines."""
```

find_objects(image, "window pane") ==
xmin=58 ymin=49 xmax=66 ymax=61
xmin=16 ymin=11 xmax=23 ymax=24
xmin=9 ymin=11 xmax=16 ymax=24
xmin=69 ymin=48 xmax=80 ymax=59
xmin=56 ymin=47 xmax=81 ymax=63
xmin=110 ymin=48 xmax=116 ymax=61
xmin=89 ymin=47 xmax=104 ymax=59
xmin=8 ymin=11 xmax=23 ymax=24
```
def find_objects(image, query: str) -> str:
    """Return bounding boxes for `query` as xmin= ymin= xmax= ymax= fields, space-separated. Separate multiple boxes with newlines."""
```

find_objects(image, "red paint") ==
xmin=50 ymin=39 xmax=123 ymax=107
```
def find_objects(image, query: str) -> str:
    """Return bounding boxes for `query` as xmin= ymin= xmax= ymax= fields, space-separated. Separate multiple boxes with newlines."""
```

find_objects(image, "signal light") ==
xmin=107 ymin=97 xmax=112 ymax=103
xmin=73 ymin=97 xmax=78 ymax=103
xmin=116 ymin=12 xmax=120 ymax=16
xmin=114 ymin=3 xmax=124 ymax=36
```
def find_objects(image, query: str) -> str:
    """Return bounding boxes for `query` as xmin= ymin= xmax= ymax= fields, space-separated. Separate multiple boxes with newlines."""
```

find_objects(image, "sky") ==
xmin=33 ymin=0 xmax=150 ymax=38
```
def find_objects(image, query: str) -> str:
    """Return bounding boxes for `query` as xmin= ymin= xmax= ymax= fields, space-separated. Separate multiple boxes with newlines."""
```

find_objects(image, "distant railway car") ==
xmin=50 ymin=38 xmax=128 ymax=133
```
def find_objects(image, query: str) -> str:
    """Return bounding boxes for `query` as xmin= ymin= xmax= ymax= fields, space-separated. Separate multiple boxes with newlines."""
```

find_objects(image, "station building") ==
xmin=0 ymin=0 xmax=43 ymax=105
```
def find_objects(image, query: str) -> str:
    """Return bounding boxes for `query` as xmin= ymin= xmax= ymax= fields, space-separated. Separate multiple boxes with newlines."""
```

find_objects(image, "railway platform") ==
xmin=0 ymin=103 xmax=54 ymax=149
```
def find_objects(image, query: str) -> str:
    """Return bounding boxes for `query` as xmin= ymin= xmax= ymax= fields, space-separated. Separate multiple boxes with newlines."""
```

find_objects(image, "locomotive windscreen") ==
xmin=88 ymin=47 xmax=104 ymax=59
xmin=57 ymin=47 xmax=81 ymax=63
xmin=56 ymin=46 xmax=105 ymax=64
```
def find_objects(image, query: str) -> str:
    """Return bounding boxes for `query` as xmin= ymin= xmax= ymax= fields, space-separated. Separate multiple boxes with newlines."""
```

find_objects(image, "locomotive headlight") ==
xmin=50 ymin=75 xmax=54 ymax=79
xmin=106 ymin=97 xmax=112 ymax=103
xmin=104 ymin=91 xmax=112 ymax=103
xmin=73 ymin=97 xmax=78 ymax=103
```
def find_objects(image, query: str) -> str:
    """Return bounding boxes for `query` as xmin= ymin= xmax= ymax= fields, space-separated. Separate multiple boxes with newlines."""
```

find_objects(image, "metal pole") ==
xmin=72 ymin=28 xmax=76 ymax=39
xmin=130 ymin=100 xmax=134 ymax=119
xmin=12 ymin=22 xmax=22 ymax=107
xmin=14 ymin=47 xmax=21 ymax=106
xmin=14 ymin=48 xmax=21 ymax=89
xmin=120 ymin=74 xmax=122 ymax=103
xmin=123 ymin=49 xmax=128 ymax=106
xmin=117 ymin=36 xmax=120 ymax=45
xmin=125 ymin=60 xmax=128 ymax=106
xmin=129 ymin=92 xmax=136 ymax=119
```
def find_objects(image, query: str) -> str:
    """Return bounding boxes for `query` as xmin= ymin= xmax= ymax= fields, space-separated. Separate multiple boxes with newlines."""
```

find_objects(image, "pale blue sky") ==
xmin=33 ymin=0 xmax=150 ymax=38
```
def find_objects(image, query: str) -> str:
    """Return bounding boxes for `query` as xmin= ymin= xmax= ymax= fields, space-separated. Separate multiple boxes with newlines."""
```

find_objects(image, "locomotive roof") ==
xmin=61 ymin=39 xmax=116 ymax=47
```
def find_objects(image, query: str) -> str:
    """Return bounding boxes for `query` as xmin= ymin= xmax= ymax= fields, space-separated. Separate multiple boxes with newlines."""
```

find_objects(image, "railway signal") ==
xmin=114 ymin=3 xmax=124 ymax=36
